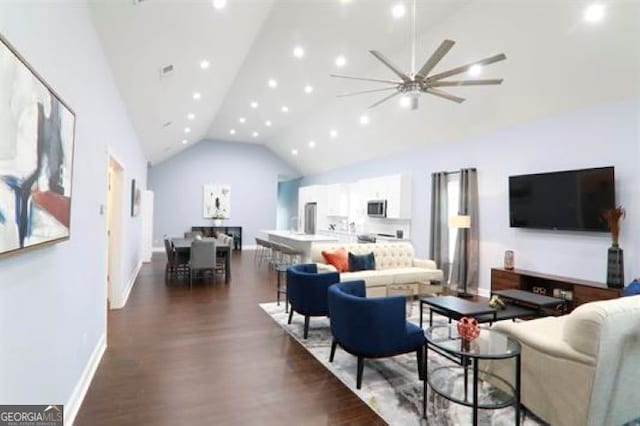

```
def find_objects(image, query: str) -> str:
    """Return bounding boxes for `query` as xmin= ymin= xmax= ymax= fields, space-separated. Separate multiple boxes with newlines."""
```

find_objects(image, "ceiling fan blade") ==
xmin=337 ymin=87 xmax=398 ymax=98
xmin=426 ymin=53 xmax=507 ymax=82
xmin=429 ymin=78 xmax=504 ymax=87
xmin=368 ymin=91 xmax=402 ymax=109
xmin=424 ymin=88 xmax=466 ymax=103
xmin=369 ymin=50 xmax=411 ymax=82
xmin=330 ymin=73 xmax=403 ymax=85
xmin=416 ymin=39 xmax=455 ymax=79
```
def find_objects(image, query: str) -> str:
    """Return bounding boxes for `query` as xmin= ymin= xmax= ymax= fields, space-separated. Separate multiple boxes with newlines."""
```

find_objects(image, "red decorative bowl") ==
xmin=457 ymin=317 xmax=480 ymax=341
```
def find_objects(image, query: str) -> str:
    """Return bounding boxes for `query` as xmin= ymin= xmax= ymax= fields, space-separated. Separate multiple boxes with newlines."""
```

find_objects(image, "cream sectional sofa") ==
xmin=489 ymin=295 xmax=640 ymax=426
xmin=310 ymin=242 xmax=443 ymax=298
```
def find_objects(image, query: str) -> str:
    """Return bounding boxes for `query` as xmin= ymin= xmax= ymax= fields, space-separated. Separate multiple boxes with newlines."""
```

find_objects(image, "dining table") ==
xmin=171 ymin=237 xmax=232 ymax=283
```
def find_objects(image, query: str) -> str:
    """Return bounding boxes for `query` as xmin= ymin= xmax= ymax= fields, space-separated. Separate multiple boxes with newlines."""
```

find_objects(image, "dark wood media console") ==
xmin=491 ymin=268 xmax=622 ymax=312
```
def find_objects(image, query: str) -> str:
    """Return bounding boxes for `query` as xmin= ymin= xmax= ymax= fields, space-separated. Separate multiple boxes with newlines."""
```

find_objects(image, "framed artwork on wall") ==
xmin=131 ymin=179 xmax=141 ymax=217
xmin=203 ymin=185 xmax=231 ymax=219
xmin=0 ymin=33 xmax=76 ymax=258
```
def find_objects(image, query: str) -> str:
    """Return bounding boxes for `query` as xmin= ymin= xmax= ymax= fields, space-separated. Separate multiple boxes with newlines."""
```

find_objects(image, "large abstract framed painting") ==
xmin=0 ymin=34 xmax=76 ymax=257
xmin=203 ymin=185 xmax=231 ymax=219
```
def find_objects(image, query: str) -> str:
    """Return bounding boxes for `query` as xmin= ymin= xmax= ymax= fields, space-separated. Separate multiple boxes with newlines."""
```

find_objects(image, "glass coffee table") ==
xmin=423 ymin=325 xmax=521 ymax=426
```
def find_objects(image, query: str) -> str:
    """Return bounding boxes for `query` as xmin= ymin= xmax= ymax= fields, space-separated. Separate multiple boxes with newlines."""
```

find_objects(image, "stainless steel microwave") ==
xmin=367 ymin=200 xmax=387 ymax=218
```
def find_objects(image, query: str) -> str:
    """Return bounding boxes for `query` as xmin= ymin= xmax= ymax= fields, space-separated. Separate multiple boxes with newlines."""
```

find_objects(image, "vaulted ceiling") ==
xmin=91 ymin=0 xmax=640 ymax=175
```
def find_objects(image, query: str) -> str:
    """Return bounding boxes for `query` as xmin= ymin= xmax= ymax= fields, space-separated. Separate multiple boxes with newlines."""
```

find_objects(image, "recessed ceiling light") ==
xmin=291 ymin=149 xmax=299 ymax=156
xmin=359 ymin=114 xmax=370 ymax=126
xmin=304 ymin=84 xmax=314 ymax=94
xmin=187 ymin=113 xmax=195 ymax=120
xmin=229 ymin=129 xmax=236 ymax=135
xmin=268 ymin=79 xmax=278 ymax=88
xmin=250 ymin=101 xmax=259 ymax=109
xmin=212 ymin=0 xmax=226 ymax=10
xmin=265 ymin=120 xmax=272 ymax=127
xmin=293 ymin=46 xmax=305 ymax=59
xmin=192 ymin=92 xmax=201 ymax=100
xmin=308 ymin=140 xmax=316 ymax=148
xmin=239 ymin=117 xmax=246 ymax=124
xmin=468 ymin=64 xmax=482 ymax=76
xmin=184 ymin=127 xmax=191 ymax=134
xmin=335 ymin=55 xmax=347 ymax=68
xmin=584 ymin=3 xmax=605 ymax=23
xmin=391 ymin=3 xmax=406 ymax=19
xmin=182 ymin=139 xmax=188 ymax=145
xmin=329 ymin=129 xmax=338 ymax=139
xmin=252 ymin=131 xmax=259 ymax=138
xmin=200 ymin=60 xmax=210 ymax=70
xmin=281 ymin=106 xmax=289 ymax=113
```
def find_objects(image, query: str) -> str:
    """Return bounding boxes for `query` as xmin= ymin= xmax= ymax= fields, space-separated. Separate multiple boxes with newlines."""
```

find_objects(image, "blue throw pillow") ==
xmin=348 ymin=252 xmax=376 ymax=272
xmin=623 ymin=279 xmax=640 ymax=297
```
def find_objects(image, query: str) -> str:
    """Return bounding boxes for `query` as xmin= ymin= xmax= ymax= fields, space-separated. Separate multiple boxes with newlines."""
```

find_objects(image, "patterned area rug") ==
xmin=260 ymin=302 xmax=544 ymax=426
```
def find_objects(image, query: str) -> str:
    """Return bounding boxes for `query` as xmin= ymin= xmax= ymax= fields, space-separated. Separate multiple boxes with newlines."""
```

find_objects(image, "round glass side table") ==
xmin=423 ymin=325 xmax=521 ymax=426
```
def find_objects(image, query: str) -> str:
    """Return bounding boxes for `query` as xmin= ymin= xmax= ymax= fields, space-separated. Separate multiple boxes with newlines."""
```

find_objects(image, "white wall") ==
xmin=0 ymin=0 xmax=147 ymax=421
xmin=303 ymin=99 xmax=640 ymax=294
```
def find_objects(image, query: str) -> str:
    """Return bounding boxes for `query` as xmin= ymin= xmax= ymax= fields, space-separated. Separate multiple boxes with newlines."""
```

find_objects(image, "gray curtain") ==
xmin=451 ymin=168 xmax=479 ymax=294
xmin=429 ymin=172 xmax=449 ymax=283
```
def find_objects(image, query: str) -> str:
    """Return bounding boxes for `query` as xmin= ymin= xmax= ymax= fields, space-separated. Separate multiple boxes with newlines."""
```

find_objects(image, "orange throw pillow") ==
xmin=322 ymin=248 xmax=349 ymax=273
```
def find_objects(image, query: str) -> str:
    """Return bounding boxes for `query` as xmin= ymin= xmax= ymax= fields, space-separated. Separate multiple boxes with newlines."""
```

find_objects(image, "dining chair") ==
xmin=189 ymin=239 xmax=217 ymax=288
xmin=164 ymin=237 xmax=176 ymax=281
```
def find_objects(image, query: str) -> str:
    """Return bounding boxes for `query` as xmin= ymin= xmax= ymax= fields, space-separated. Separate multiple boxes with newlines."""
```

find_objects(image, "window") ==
xmin=446 ymin=174 xmax=460 ymax=284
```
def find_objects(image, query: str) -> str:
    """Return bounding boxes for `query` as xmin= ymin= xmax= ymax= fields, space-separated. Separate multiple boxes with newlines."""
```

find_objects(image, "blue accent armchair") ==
xmin=286 ymin=264 xmax=340 ymax=339
xmin=327 ymin=280 xmax=425 ymax=389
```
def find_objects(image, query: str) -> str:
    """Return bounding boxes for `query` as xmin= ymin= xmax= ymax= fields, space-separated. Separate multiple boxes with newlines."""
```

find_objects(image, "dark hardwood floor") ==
xmin=75 ymin=251 xmax=385 ymax=425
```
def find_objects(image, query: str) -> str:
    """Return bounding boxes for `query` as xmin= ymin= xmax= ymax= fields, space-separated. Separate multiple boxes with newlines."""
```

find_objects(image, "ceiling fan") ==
xmin=331 ymin=0 xmax=506 ymax=110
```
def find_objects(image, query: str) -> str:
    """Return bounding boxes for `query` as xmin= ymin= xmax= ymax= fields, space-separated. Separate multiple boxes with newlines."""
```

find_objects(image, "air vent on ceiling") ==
xmin=159 ymin=64 xmax=174 ymax=78
xmin=132 ymin=0 xmax=149 ymax=5
xmin=162 ymin=121 xmax=172 ymax=128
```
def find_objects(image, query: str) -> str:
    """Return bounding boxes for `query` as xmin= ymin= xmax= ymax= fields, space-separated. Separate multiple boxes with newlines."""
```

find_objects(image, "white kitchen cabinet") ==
xmin=359 ymin=174 xmax=412 ymax=219
xmin=326 ymin=183 xmax=349 ymax=217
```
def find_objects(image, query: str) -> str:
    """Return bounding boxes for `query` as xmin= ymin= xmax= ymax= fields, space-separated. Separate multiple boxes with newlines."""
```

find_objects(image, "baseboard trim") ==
xmin=65 ymin=333 xmax=106 ymax=426
xmin=112 ymin=260 xmax=141 ymax=309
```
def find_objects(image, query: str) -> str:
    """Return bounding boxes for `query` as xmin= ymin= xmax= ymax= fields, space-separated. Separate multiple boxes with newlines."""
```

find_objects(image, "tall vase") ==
xmin=606 ymin=244 xmax=624 ymax=288
xmin=213 ymin=219 xmax=222 ymax=227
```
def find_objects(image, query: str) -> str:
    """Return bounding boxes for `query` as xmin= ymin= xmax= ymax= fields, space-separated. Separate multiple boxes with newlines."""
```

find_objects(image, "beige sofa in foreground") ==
xmin=310 ymin=242 xmax=443 ymax=298
xmin=490 ymin=295 xmax=640 ymax=426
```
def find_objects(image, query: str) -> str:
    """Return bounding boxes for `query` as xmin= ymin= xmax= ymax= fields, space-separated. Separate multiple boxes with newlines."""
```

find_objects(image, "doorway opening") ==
xmin=106 ymin=156 xmax=124 ymax=312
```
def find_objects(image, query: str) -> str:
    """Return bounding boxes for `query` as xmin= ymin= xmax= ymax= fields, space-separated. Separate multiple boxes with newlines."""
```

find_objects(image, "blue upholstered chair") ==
xmin=286 ymin=264 xmax=340 ymax=339
xmin=327 ymin=280 xmax=425 ymax=389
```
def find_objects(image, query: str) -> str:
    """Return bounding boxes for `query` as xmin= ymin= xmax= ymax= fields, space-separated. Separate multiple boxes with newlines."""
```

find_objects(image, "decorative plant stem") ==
xmin=603 ymin=206 xmax=626 ymax=246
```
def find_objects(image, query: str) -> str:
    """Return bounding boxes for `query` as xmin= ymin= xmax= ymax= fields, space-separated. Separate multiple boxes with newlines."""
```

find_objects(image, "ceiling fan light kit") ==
xmin=332 ymin=0 xmax=506 ymax=110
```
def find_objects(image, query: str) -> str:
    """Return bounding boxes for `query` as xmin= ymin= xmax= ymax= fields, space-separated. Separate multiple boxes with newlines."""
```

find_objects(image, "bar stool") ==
xmin=272 ymin=243 xmax=304 ymax=312
xmin=255 ymin=238 xmax=273 ymax=267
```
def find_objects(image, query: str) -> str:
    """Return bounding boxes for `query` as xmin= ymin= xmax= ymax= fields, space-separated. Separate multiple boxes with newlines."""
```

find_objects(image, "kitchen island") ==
xmin=263 ymin=230 xmax=339 ymax=262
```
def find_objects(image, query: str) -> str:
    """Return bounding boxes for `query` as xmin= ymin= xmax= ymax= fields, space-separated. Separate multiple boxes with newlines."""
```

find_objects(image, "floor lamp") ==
xmin=449 ymin=215 xmax=472 ymax=298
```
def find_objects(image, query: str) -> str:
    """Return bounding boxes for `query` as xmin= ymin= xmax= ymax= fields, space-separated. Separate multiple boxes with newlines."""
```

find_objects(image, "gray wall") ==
xmin=149 ymin=140 xmax=298 ymax=247
xmin=302 ymin=99 xmax=640 ymax=294
xmin=0 ymin=0 xmax=148 ymax=412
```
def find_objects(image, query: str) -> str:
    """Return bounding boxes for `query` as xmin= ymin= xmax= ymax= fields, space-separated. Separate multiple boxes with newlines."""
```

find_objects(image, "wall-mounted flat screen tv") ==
xmin=509 ymin=167 xmax=615 ymax=232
